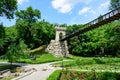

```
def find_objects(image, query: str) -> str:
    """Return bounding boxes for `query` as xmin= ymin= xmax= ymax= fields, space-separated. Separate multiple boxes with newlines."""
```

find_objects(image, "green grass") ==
xmin=0 ymin=53 xmax=63 ymax=64
xmin=0 ymin=76 xmax=16 ymax=80
xmin=0 ymin=59 xmax=8 ymax=62
xmin=47 ymin=70 xmax=61 ymax=80
xmin=47 ymin=70 xmax=120 ymax=80
xmin=18 ymin=53 xmax=63 ymax=64
xmin=0 ymin=45 xmax=64 ymax=64
xmin=53 ymin=57 xmax=120 ymax=71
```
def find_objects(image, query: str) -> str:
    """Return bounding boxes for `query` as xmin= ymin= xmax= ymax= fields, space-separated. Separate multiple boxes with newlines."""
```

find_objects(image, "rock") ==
xmin=2 ymin=70 xmax=11 ymax=77
xmin=0 ymin=75 xmax=4 ymax=79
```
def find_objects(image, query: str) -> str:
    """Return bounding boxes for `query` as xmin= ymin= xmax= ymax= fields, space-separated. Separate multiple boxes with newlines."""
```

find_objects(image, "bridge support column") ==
xmin=45 ymin=27 xmax=69 ymax=57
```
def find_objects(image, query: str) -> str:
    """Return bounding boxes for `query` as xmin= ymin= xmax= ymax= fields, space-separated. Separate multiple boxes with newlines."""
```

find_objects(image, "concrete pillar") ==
xmin=55 ymin=27 xmax=66 ymax=41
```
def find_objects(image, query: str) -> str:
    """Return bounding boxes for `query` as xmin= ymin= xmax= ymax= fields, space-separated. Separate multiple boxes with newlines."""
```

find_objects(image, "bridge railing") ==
xmin=85 ymin=6 xmax=120 ymax=27
xmin=60 ymin=6 xmax=120 ymax=41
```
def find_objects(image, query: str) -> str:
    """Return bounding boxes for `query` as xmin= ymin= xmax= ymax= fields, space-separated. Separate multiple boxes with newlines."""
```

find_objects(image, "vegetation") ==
xmin=53 ymin=56 xmax=120 ymax=71
xmin=0 ymin=76 xmax=16 ymax=80
xmin=17 ymin=53 xmax=63 ymax=64
xmin=109 ymin=0 xmax=120 ymax=10
xmin=0 ymin=0 xmax=119 ymax=68
xmin=47 ymin=70 xmax=61 ymax=80
xmin=0 ymin=0 xmax=17 ymax=19
xmin=49 ymin=55 xmax=120 ymax=80
xmin=0 ymin=0 xmax=120 ymax=80
xmin=0 ymin=45 xmax=63 ymax=64
xmin=67 ymin=21 xmax=120 ymax=57
xmin=48 ymin=70 xmax=120 ymax=80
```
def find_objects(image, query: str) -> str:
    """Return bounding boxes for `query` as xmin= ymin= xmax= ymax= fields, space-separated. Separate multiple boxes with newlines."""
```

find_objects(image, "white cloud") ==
xmin=98 ymin=1 xmax=110 ymax=14
xmin=78 ymin=7 xmax=96 ymax=15
xmin=78 ymin=7 xmax=91 ymax=15
xmin=99 ymin=1 xmax=110 ymax=9
xmin=51 ymin=0 xmax=92 ymax=13
xmin=17 ymin=0 xmax=29 ymax=5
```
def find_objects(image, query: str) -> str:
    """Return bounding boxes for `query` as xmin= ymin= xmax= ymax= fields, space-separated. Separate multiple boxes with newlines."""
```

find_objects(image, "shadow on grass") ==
xmin=93 ymin=58 xmax=105 ymax=64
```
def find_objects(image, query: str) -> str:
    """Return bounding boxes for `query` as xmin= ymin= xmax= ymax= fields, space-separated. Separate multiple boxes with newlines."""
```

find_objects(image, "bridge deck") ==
xmin=60 ymin=7 xmax=120 ymax=41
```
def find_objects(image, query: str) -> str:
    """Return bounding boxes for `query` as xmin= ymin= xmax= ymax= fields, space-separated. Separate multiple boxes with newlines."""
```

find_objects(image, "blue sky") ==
xmin=1 ymin=0 xmax=110 ymax=27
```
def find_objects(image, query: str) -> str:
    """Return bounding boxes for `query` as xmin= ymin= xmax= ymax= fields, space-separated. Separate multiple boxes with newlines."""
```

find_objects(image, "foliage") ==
xmin=6 ymin=40 xmax=28 ymax=63
xmin=0 ymin=0 xmax=17 ymax=19
xmin=60 ymin=70 xmax=120 ymax=80
xmin=0 ymin=24 xmax=5 ymax=38
xmin=109 ymin=0 xmax=120 ymax=10
xmin=47 ymin=70 xmax=61 ymax=80
xmin=15 ymin=6 xmax=41 ymax=48
xmin=0 ymin=26 xmax=19 ymax=56
xmin=31 ymin=20 xmax=55 ymax=48
xmin=15 ymin=7 xmax=55 ymax=49
xmin=0 ymin=24 xmax=6 ymax=56
xmin=0 ymin=0 xmax=17 ymax=56
xmin=67 ymin=21 xmax=120 ymax=57
xmin=15 ymin=6 xmax=40 ymax=22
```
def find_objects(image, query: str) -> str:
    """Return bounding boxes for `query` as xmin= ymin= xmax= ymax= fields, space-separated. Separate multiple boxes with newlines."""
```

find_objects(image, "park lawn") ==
xmin=0 ymin=45 xmax=65 ymax=64
xmin=47 ymin=70 xmax=61 ymax=80
xmin=0 ymin=59 xmax=7 ymax=62
xmin=53 ymin=57 xmax=120 ymax=71
xmin=0 ymin=53 xmax=64 ymax=65
xmin=0 ymin=53 xmax=63 ymax=64
xmin=18 ymin=53 xmax=63 ymax=64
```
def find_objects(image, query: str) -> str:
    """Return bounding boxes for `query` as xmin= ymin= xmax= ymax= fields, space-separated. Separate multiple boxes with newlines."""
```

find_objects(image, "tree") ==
xmin=0 ymin=0 xmax=17 ymax=56
xmin=15 ymin=6 xmax=41 ymax=48
xmin=15 ymin=6 xmax=40 ymax=22
xmin=6 ymin=40 xmax=28 ymax=64
xmin=109 ymin=0 xmax=120 ymax=10
xmin=0 ymin=0 xmax=17 ymax=19
xmin=0 ymin=24 xmax=5 ymax=38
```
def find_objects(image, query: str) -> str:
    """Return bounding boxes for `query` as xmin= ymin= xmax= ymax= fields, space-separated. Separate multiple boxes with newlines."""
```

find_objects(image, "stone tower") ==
xmin=45 ymin=27 xmax=69 ymax=57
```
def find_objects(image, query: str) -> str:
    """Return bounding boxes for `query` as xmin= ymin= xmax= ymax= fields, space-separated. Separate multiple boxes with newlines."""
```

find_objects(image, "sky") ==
xmin=1 ymin=0 xmax=111 ymax=27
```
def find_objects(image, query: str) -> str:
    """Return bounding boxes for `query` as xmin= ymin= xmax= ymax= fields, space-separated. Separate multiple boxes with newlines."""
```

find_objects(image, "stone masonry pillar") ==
xmin=45 ymin=26 xmax=69 ymax=57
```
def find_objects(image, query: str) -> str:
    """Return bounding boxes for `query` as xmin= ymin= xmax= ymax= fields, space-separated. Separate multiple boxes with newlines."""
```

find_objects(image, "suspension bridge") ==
xmin=60 ymin=7 xmax=120 ymax=41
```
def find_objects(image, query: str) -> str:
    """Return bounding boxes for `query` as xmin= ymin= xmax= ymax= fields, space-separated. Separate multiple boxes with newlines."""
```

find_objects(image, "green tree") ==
xmin=15 ymin=6 xmax=41 ymax=48
xmin=0 ymin=0 xmax=17 ymax=19
xmin=106 ymin=21 xmax=120 ymax=56
xmin=32 ymin=20 xmax=55 ymax=48
xmin=6 ymin=40 xmax=28 ymax=64
xmin=0 ymin=24 xmax=5 ymax=38
xmin=109 ymin=0 xmax=120 ymax=10
xmin=0 ymin=26 xmax=18 ymax=56
xmin=0 ymin=0 xmax=17 ymax=56
xmin=15 ymin=6 xmax=40 ymax=22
